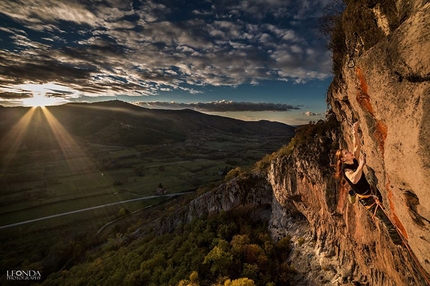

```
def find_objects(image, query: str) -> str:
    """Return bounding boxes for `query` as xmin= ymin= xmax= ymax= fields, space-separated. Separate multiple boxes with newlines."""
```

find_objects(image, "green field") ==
xmin=0 ymin=131 xmax=290 ymax=282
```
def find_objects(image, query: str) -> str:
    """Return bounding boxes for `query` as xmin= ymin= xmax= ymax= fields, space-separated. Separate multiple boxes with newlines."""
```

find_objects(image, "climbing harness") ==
xmin=356 ymin=192 xmax=374 ymax=209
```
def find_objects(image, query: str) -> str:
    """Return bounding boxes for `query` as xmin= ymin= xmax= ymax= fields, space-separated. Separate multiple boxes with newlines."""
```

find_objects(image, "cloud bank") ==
xmin=137 ymin=100 xmax=301 ymax=112
xmin=0 ymin=0 xmax=332 ymax=102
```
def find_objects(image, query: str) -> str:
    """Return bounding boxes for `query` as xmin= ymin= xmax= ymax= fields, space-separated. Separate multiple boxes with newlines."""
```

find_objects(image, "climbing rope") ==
xmin=370 ymin=195 xmax=430 ymax=285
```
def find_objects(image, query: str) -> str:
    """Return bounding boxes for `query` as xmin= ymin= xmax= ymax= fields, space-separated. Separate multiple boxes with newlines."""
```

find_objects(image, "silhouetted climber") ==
xmin=335 ymin=121 xmax=402 ymax=245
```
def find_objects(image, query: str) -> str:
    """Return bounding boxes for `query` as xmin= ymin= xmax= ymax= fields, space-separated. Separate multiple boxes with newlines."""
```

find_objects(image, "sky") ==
xmin=0 ymin=0 xmax=334 ymax=125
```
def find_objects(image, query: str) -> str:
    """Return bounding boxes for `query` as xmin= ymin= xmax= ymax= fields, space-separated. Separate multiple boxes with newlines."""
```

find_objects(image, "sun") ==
xmin=22 ymin=92 xmax=63 ymax=107
xmin=18 ymin=83 xmax=69 ymax=107
xmin=23 ymin=93 xmax=46 ymax=107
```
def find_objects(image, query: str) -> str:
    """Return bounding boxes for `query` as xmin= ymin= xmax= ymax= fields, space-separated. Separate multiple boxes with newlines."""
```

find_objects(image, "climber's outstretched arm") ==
xmin=344 ymin=155 xmax=366 ymax=184
xmin=352 ymin=121 xmax=361 ymax=159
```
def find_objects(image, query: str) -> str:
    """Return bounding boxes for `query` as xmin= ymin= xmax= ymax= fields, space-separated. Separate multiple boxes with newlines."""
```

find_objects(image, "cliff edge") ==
xmin=269 ymin=0 xmax=429 ymax=285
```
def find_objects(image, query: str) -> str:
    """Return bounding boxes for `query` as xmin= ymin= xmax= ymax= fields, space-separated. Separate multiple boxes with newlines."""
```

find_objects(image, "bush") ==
xmin=276 ymin=114 xmax=340 ymax=159
xmin=297 ymin=237 xmax=306 ymax=246
xmin=224 ymin=277 xmax=256 ymax=286
xmin=224 ymin=167 xmax=247 ymax=181
xmin=317 ymin=0 xmax=346 ymax=86
xmin=119 ymin=207 xmax=130 ymax=217
xmin=252 ymin=153 xmax=276 ymax=175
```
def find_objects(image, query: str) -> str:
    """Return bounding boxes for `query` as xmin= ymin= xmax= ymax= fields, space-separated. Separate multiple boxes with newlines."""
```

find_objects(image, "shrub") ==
xmin=297 ymin=237 xmax=306 ymax=246
xmin=317 ymin=0 xmax=346 ymax=86
xmin=224 ymin=277 xmax=256 ymax=286
xmin=252 ymin=153 xmax=276 ymax=175
xmin=224 ymin=167 xmax=247 ymax=181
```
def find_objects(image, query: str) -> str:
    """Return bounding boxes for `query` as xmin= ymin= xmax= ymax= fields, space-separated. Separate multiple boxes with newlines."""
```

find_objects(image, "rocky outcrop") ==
xmin=267 ymin=0 xmax=430 ymax=285
xmin=155 ymin=174 xmax=273 ymax=235
xmin=187 ymin=175 xmax=273 ymax=220
xmin=268 ymin=127 xmax=425 ymax=285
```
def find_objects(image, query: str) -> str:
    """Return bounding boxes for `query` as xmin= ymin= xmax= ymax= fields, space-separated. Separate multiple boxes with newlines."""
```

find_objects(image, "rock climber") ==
xmin=335 ymin=121 xmax=402 ymax=245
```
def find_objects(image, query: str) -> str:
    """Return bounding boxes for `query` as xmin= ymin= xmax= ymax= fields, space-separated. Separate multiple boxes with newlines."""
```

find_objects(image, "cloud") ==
xmin=0 ymin=0 xmax=332 ymax=101
xmin=0 ymin=91 xmax=32 ymax=100
xmin=303 ymin=111 xmax=323 ymax=116
xmin=0 ymin=0 xmax=99 ymax=28
xmin=137 ymin=100 xmax=301 ymax=112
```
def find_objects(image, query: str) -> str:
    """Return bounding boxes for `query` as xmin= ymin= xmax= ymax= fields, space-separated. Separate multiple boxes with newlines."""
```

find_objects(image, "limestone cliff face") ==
xmin=187 ymin=175 xmax=273 ymax=220
xmin=268 ymin=127 xmax=426 ymax=285
xmin=268 ymin=0 xmax=430 ymax=285
xmin=155 ymin=175 xmax=273 ymax=235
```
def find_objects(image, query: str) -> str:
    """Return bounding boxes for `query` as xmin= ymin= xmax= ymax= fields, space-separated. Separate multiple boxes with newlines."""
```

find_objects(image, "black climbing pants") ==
xmin=359 ymin=196 xmax=403 ymax=245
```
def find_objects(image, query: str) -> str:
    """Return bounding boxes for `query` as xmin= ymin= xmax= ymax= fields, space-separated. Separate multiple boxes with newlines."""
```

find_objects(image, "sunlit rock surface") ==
xmin=268 ymin=0 xmax=430 ymax=284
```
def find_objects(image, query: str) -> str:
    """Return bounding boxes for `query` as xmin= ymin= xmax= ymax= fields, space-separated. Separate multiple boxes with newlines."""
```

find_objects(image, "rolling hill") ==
xmin=0 ymin=100 xmax=295 ymax=147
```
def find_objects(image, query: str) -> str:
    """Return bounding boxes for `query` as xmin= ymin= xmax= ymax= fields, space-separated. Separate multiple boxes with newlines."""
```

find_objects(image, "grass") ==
xmin=0 ymin=129 xmax=292 ymax=281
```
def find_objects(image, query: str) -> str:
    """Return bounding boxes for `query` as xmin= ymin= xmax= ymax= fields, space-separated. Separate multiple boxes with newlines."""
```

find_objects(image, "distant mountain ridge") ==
xmin=0 ymin=100 xmax=295 ymax=147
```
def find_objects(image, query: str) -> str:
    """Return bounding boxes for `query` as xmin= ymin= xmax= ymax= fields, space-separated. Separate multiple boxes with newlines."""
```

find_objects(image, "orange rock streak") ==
xmin=355 ymin=66 xmax=387 ymax=157
xmin=374 ymin=120 xmax=388 ymax=155
xmin=355 ymin=67 xmax=375 ymax=116
xmin=386 ymin=180 xmax=408 ymax=239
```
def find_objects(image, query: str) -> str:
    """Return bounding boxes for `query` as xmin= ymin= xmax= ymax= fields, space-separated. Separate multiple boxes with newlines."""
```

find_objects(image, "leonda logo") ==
xmin=6 ymin=270 xmax=42 ymax=281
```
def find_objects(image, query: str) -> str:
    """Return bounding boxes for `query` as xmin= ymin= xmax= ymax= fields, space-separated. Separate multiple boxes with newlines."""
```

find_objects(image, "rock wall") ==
xmin=268 ymin=128 xmax=425 ymax=285
xmin=155 ymin=174 xmax=274 ymax=235
xmin=333 ymin=0 xmax=430 ymax=281
xmin=268 ymin=0 xmax=430 ymax=285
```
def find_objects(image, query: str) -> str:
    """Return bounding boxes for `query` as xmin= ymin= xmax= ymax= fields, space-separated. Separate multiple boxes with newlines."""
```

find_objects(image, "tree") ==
xmin=224 ymin=277 xmax=255 ymax=286
xmin=316 ymin=0 xmax=346 ymax=80
xmin=189 ymin=271 xmax=199 ymax=283
xmin=203 ymin=245 xmax=233 ymax=277
xmin=119 ymin=207 xmax=128 ymax=216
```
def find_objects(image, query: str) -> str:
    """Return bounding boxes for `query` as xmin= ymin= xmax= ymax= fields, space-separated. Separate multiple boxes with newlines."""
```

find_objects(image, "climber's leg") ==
xmin=360 ymin=197 xmax=403 ymax=245
xmin=373 ymin=206 xmax=403 ymax=245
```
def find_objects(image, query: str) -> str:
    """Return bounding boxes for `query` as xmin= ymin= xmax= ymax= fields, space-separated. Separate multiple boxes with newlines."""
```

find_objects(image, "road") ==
xmin=0 ymin=193 xmax=190 ymax=230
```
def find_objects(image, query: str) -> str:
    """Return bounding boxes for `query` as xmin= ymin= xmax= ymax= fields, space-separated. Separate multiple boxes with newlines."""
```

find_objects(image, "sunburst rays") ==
xmin=0 ymin=107 xmax=36 ymax=175
xmin=39 ymin=107 xmax=116 ymax=225
xmin=0 ymin=105 xmax=121 ymax=229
